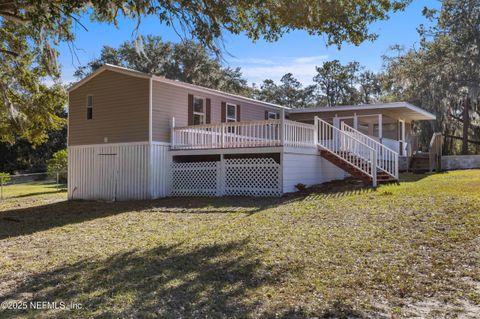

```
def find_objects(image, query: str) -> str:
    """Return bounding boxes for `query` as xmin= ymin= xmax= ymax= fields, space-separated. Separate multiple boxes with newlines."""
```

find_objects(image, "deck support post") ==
xmin=217 ymin=154 xmax=225 ymax=196
xmin=313 ymin=116 xmax=319 ymax=144
xmin=371 ymin=149 xmax=377 ymax=187
xmin=353 ymin=113 xmax=358 ymax=130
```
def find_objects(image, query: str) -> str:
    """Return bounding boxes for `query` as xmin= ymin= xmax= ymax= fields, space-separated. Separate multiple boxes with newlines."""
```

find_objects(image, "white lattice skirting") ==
xmin=171 ymin=157 xmax=282 ymax=197
xmin=170 ymin=161 xmax=219 ymax=197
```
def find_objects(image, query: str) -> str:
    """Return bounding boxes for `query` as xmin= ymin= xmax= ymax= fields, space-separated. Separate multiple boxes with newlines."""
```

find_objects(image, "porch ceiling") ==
xmin=288 ymin=102 xmax=436 ymax=122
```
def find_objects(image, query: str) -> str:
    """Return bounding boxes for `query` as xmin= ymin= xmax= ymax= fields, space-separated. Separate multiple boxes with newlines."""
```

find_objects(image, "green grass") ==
xmin=0 ymin=181 xmax=65 ymax=200
xmin=0 ymin=171 xmax=479 ymax=318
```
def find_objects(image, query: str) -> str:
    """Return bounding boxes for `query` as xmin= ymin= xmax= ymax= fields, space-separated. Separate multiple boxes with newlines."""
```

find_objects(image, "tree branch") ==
xmin=0 ymin=11 xmax=27 ymax=24
xmin=448 ymin=112 xmax=480 ymax=129
xmin=445 ymin=134 xmax=480 ymax=145
xmin=0 ymin=48 xmax=19 ymax=57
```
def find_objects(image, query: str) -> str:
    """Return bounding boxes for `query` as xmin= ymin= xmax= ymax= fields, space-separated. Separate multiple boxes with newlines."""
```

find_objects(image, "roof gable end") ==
xmin=67 ymin=64 xmax=151 ymax=92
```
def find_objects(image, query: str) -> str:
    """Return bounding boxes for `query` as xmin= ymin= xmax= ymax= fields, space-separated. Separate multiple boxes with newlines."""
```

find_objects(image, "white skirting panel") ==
xmin=68 ymin=146 xmax=96 ymax=200
xmin=282 ymin=152 xmax=346 ymax=193
xmin=68 ymin=142 xmax=170 ymax=201
xmin=150 ymin=143 xmax=171 ymax=198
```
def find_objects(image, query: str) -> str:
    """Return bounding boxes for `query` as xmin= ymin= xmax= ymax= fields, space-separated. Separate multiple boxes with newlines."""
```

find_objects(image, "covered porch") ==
xmin=288 ymin=102 xmax=436 ymax=157
xmin=334 ymin=114 xmax=408 ymax=156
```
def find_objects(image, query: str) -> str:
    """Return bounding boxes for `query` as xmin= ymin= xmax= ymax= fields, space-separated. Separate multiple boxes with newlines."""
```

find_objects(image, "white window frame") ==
xmin=193 ymin=96 xmax=206 ymax=125
xmin=86 ymin=95 xmax=93 ymax=120
xmin=267 ymin=111 xmax=277 ymax=120
xmin=226 ymin=103 xmax=237 ymax=122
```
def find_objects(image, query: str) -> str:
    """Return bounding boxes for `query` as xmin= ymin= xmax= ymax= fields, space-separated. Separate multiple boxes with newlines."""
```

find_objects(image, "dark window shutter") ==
xmin=265 ymin=110 xmax=269 ymax=120
xmin=236 ymin=104 xmax=241 ymax=122
xmin=285 ymin=112 xmax=290 ymax=119
xmin=276 ymin=113 xmax=280 ymax=119
xmin=221 ymin=102 xmax=226 ymax=122
xmin=188 ymin=94 xmax=194 ymax=125
xmin=206 ymin=98 xmax=211 ymax=124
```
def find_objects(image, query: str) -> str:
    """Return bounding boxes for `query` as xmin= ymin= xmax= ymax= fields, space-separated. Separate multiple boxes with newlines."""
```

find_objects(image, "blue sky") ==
xmin=58 ymin=0 xmax=439 ymax=86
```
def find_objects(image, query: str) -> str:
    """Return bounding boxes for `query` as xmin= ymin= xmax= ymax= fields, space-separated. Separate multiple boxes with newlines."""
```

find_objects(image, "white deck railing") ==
xmin=316 ymin=117 xmax=377 ymax=186
xmin=341 ymin=122 xmax=399 ymax=179
xmin=171 ymin=118 xmax=316 ymax=150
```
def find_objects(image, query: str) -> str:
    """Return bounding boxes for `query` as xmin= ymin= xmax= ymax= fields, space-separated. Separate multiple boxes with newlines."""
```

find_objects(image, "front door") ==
xmin=95 ymin=153 xmax=117 ymax=201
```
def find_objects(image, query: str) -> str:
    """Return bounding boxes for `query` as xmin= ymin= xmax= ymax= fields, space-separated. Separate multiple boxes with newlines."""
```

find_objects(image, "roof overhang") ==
xmin=68 ymin=64 xmax=289 ymax=111
xmin=289 ymin=102 xmax=436 ymax=121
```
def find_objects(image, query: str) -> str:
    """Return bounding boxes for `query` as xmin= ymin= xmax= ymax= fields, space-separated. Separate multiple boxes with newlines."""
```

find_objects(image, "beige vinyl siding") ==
xmin=152 ymin=81 xmax=278 ymax=143
xmin=68 ymin=70 xmax=150 ymax=146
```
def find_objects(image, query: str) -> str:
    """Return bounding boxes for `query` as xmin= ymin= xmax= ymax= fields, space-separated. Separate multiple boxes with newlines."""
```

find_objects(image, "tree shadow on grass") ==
xmin=0 ymin=173 xmax=428 ymax=240
xmin=0 ymin=239 xmax=277 ymax=318
xmin=0 ymin=196 xmax=287 ymax=240
xmin=276 ymin=302 xmax=387 ymax=319
xmin=398 ymin=172 xmax=435 ymax=183
xmin=287 ymin=178 xmax=376 ymax=202
xmin=12 ymin=189 xmax=66 ymax=199
xmin=0 ymin=177 xmax=379 ymax=241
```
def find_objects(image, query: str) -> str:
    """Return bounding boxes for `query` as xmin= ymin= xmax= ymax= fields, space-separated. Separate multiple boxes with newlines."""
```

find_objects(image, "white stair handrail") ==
xmin=341 ymin=122 xmax=399 ymax=180
xmin=315 ymin=116 xmax=377 ymax=187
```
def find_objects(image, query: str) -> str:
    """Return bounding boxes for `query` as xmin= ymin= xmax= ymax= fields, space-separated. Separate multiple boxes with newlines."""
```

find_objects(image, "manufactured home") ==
xmin=67 ymin=64 xmax=437 ymax=200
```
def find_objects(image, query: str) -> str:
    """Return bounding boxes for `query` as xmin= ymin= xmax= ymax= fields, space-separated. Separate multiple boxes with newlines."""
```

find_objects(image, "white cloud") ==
xmin=292 ymin=55 xmax=328 ymax=64
xmin=229 ymin=57 xmax=276 ymax=65
xmin=228 ymin=55 xmax=328 ymax=86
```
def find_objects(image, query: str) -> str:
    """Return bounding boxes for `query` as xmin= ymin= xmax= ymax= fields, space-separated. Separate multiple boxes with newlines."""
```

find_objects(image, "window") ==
xmin=267 ymin=111 xmax=277 ymax=120
xmin=87 ymin=95 xmax=93 ymax=120
xmin=226 ymin=103 xmax=237 ymax=122
xmin=193 ymin=97 xmax=205 ymax=125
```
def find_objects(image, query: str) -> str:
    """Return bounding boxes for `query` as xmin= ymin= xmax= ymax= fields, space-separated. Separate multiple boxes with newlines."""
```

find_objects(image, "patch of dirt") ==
xmin=399 ymin=279 xmax=480 ymax=318
xmin=402 ymin=298 xmax=479 ymax=319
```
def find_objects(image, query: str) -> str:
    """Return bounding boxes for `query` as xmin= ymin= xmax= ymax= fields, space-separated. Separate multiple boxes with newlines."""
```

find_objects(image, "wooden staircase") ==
xmin=409 ymin=153 xmax=430 ymax=173
xmin=320 ymin=150 xmax=397 ymax=184
xmin=409 ymin=133 xmax=443 ymax=173
xmin=315 ymin=117 xmax=399 ymax=187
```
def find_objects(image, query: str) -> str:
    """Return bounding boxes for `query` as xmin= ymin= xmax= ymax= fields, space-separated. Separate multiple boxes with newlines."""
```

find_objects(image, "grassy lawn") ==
xmin=0 ymin=170 xmax=479 ymax=318
xmin=0 ymin=181 xmax=65 ymax=200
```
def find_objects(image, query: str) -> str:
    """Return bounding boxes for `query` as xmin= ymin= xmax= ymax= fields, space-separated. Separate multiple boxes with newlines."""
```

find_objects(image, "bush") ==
xmin=0 ymin=172 xmax=11 ymax=184
xmin=295 ymin=183 xmax=307 ymax=191
xmin=47 ymin=149 xmax=68 ymax=183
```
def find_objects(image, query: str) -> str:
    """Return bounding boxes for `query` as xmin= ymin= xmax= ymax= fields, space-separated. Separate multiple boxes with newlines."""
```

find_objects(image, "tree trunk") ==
xmin=462 ymin=97 xmax=470 ymax=155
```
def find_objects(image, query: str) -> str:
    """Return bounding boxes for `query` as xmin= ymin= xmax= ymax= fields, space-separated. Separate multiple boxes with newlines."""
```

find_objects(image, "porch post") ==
xmin=170 ymin=117 xmax=175 ymax=148
xmin=399 ymin=119 xmax=405 ymax=156
xmin=280 ymin=109 xmax=285 ymax=146
xmin=378 ymin=114 xmax=383 ymax=141
xmin=333 ymin=114 xmax=339 ymax=129
xmin=353 ymin=113 xmax=358 ymax=130
xmin=221 ymin=123 xmax=225 ymax=148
